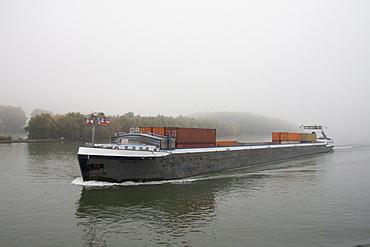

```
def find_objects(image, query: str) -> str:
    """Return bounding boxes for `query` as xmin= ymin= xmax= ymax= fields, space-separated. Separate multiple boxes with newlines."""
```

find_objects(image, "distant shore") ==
xmin=0 ymin=139 xmax=88 ymax=144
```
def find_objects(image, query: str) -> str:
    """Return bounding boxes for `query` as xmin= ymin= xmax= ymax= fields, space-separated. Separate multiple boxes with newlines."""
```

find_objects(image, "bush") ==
xmin=0 ymin=136 xmax=12 ymax=141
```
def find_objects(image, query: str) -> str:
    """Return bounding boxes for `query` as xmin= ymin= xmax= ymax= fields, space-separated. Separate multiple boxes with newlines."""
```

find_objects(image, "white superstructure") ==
xmin=300 ymin=124 xmax=334 ymax=147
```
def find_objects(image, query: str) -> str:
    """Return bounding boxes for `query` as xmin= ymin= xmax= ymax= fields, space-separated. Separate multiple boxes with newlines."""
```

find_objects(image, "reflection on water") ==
xmin=26 ymin=142 xmax=83 ymax=181
xmin=76 ymin=182 xmax=218 ymax=246
xmin=74 ymin=159 xmax=321 ymax=246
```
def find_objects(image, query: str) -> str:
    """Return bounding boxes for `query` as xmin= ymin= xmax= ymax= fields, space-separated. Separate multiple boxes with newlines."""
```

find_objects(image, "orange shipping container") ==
xmin=272 ymin=132 xmax=290 ymax=141
xmin=280 ymin=132 xmax=289 ymax=141
xmin=287 ymin=133 xmax=300 ymax=141
xmin=272 ymin=132 xmax=281 ymax=141
xmin=165 ymin=127 xmax=216 ymax=144
xmin=139 ymin=127 xmax=152 ymax=133
xmin=139 ymin=127 xmax=216 ymax=143
xmin=216 ymin=141 xmax=236 ymax=146
xmin=151 ymin=127 xmax=165 ymax=136
xmin=272 ymin=132 xmax=301 ymax=141
xmin=140 ymin=127 xmax=166 ymax=136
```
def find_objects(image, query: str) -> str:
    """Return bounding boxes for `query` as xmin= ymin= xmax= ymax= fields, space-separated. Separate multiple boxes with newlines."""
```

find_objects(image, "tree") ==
xmin=64 ymin=112 xmax=91 ymax=139
xmin=106 ymin=119 xmax=122 ymax=136
xmin=0 ymin=105 xmax=27 ymax=133
xmin=27 ymin=113 xmax=57 ymax=139
xmin=55 ymin=114 xmax=80 ymax=139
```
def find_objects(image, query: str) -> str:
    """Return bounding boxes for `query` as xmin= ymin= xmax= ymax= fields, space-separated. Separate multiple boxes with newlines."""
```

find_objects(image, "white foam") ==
xmin=333 ymin=145 xmax=353 ymax=150
xmin=71 ymin=170 xmax=273 ymax=187
xmin=71 ymin=177 xmax=198 ymax=187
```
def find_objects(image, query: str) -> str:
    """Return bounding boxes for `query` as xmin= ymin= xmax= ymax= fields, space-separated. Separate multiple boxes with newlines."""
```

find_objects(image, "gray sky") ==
xmin=1 ymin=0 xmax=369 ymax=138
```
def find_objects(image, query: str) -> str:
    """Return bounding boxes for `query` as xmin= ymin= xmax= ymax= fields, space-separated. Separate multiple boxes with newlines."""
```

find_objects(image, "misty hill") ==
xmin=190 ymin=111 xmax=297 ymax=136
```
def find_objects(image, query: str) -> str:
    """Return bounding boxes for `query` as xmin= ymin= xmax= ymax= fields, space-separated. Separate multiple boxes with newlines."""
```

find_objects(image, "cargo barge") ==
xmin=77 ymin=125 xmax=334 ymax=182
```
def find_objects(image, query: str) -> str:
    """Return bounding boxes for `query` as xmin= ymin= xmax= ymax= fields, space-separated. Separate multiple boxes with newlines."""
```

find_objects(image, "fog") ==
xmin=1 ymin=1 xmax=369 ymax=140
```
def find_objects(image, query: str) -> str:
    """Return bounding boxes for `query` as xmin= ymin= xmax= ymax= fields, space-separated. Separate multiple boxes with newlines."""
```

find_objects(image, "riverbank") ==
xmin=0 ymin=139 xmax=89 ymax=144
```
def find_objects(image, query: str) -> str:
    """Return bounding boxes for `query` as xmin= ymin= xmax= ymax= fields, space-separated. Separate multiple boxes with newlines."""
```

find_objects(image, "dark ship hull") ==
xmin=77 ymin=142 xmax=333 ymax=182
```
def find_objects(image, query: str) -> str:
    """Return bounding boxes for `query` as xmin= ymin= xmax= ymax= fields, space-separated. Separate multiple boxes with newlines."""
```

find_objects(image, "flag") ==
xmin=86 ymin=118 xmax=94 ymax=125
xmin=98 ymin=118 xmax=110 ymax=125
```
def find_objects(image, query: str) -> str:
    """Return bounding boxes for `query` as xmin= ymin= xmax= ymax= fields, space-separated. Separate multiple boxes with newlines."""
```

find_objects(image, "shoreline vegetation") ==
xmin=1 ymin=105 xmax=297 ymax=142
xmin=0 ymin=138 xmax=89 ymax=144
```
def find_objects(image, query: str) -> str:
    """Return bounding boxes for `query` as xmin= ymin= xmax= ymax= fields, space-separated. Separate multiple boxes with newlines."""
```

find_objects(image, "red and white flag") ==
xmin=99 ymin=118 xmax=110 ymax=125
xmin=86 ymin=118 xmax=94 ymax=125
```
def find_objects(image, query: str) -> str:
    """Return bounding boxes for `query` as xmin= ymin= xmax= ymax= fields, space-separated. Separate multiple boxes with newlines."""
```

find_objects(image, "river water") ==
xmin=1 ymin=139 xmax=370 ymax=247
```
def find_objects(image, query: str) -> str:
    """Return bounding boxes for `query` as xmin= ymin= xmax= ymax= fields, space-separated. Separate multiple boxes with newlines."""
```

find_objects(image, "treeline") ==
xmin=25 ymin=112 xmax=96 ymax=140
xmin=1 ymin=104 xmax=297 ymax=141
xmin=24 ymin=112 xmax=226 ymax=141
xmin=24 ymin=111 xmax=296 ymax=141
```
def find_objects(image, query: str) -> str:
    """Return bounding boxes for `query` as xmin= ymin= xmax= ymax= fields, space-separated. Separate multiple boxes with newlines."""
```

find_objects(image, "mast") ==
xmin=91 ymin=115 xmax=96 ymax=147
xmin=88 ymin=112 xmax=98 ymax=147
xmin=87 ymin=112 xmax=110 ymax=147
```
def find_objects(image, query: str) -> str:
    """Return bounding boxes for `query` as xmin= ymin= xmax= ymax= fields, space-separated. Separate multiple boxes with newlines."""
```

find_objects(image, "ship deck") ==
xmin=78 ymin=142 xmax=330 ymax=158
